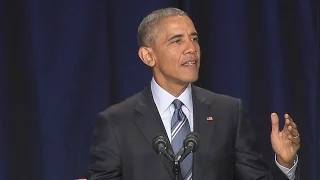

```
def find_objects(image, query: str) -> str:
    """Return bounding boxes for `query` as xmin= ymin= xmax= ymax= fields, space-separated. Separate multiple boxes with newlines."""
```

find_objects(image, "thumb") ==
xmin=271 ymin=113 xmax=280 ymax=136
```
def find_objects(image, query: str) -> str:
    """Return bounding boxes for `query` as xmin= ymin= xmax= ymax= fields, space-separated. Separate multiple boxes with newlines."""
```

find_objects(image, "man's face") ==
xmin=150 ymin=16 xmax=201 ymax=87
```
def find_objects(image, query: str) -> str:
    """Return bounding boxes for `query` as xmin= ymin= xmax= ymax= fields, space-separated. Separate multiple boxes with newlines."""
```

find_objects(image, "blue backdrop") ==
xmin=0 ymin=0 xmax=319 ymax=180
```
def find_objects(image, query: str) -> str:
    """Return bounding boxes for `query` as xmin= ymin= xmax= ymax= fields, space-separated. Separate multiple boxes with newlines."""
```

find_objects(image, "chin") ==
xmin=183 ymin=76 xmax=199 ymax=84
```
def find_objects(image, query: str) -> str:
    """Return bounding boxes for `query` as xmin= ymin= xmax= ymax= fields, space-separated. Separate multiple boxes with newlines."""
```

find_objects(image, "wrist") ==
xmin=276 ymin=155 xmax=294 ymax=168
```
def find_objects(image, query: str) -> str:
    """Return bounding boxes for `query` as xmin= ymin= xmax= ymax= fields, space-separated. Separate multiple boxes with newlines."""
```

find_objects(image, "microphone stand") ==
xmin=173 ymin=160 xmax=182 ymax=180
xmin=170 ymin=150 xmax=184 ymax=180
xmin=171 ymin=147 xmax=195 ymax=180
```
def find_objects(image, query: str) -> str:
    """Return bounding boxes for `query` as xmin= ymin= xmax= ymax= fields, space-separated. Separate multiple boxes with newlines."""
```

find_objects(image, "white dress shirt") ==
xmin=150 ymin=77 xmax=193 ymax=141
xmin=150 ymin=77 xmax=297 ymax=179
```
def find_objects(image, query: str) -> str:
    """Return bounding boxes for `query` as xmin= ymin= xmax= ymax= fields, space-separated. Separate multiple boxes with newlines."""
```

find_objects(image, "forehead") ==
xmin=156 ymin=16 xmax=197 ymax=37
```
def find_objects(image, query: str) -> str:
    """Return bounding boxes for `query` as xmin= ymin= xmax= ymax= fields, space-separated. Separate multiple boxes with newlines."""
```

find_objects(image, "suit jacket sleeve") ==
xmin=86 ymin=112 xmax=122 ymax=180
xmin=235 ymin=99 xmax=289 ymax=180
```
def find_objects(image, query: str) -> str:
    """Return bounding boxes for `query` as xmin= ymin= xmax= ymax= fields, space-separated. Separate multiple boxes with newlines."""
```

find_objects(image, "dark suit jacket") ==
xmin=86 ymin=85 xmax=290 ymax=180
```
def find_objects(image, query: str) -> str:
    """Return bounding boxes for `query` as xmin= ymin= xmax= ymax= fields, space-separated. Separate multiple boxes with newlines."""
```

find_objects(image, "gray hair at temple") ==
xmin=137 ymin=7 xmax=188 ymax=47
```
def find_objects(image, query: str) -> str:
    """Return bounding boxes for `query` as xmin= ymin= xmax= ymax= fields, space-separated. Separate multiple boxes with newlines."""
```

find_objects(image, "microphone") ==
xmin=153 ymin=132 xmax=200 ymax=180
xmin=152 ymin=135 xmax=174 ymax=162
xmin=178 ymin=132 xmax=200 ymax=162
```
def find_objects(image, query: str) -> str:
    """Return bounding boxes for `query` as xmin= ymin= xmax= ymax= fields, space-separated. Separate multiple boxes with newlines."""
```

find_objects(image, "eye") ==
xmin=171 ymin=39 xmax=181 ymax=44
xmin=191 ymin=37 xmax=199 ymax=42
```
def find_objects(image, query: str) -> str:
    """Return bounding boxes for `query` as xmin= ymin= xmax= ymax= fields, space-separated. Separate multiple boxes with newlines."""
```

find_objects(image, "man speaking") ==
xmin=86 ymin=7 xmax=300 ymax=180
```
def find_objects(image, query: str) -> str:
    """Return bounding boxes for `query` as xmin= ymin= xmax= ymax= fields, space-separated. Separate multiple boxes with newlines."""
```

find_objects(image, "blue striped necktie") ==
xmin=171 ymin=99 xmax=192 ymax=180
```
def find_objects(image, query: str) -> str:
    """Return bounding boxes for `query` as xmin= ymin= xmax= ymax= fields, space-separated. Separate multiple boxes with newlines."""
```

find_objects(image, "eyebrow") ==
xmin=167 ymin=32 xmax=198 ymax=42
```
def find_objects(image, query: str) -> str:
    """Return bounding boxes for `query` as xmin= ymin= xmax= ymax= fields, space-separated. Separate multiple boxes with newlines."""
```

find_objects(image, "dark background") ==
xmin=0 ymin=0 xmax=319 ymax=180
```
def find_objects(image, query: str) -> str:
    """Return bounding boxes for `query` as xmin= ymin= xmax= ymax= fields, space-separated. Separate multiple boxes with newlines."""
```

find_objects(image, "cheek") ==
xmin=155 ymin=49 xmax=182 ymax=72
xmin=162 ymin=53 xmax=180 ymax=69
xmin=196 ymin=45 xmax=201 ymax=55
xmin=164 ymin=59 xmax=178 ymax=73
xmin=168 ymin=50 xmax=182 ymax=66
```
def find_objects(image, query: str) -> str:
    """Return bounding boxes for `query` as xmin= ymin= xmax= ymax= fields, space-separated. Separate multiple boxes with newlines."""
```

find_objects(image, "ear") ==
xmin=138 ymin=46 xmax=156 ymax=67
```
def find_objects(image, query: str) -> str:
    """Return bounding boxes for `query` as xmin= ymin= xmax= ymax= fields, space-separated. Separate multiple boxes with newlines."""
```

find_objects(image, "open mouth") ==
xmin=182 ymin=61 xmax=197 ymax=66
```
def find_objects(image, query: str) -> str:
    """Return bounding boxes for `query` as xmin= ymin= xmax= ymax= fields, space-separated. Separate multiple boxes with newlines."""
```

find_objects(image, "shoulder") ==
xmin=192 ymin=85 xmax=247 ymax=127
xmin=99 ymin=91 xmax=143 ymax=119
xmin=192 ymin=85 xmax=240 ymax=106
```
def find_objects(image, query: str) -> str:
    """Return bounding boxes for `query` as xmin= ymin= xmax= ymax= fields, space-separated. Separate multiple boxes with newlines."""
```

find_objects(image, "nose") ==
xmin=184 ymin=39 xmax=197 ymax=54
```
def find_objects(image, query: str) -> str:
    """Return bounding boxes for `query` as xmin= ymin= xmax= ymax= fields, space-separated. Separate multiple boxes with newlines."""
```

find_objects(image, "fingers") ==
xmin=288 ymin=126 xmax=300 ymax=145
xmin=285 ymin=114 xmax=297 ymax=129
xmin=285 ymin=114 xmax=300 ymax=145
xmin=271 ymin=113 xmax=280 ymax=135
xmin=288 ymin=125 xmax=299 ymax=136
xmin=288 ymin=132 xmax=300 ymax=145
xmin=284 ymin=114 xmax=298 ymax=134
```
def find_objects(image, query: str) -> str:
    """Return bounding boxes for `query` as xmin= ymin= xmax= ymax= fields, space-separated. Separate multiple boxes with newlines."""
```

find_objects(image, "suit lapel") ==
xmin=192 ymin=86 xmax=217 ymax=180
xmin=132 ymin=84 xmax=217 ymax=179
xmin=133 ymin=86 xmax=174 ymax=178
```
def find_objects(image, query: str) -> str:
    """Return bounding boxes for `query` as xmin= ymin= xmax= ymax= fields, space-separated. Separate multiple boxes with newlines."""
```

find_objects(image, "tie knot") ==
xmin=172 ymin=99 xmax=183 ymax=110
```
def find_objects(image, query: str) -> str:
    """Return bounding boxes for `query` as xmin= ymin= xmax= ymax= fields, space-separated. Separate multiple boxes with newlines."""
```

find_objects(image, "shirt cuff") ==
xmin=274 ymin=154 xmax=298 ymax=180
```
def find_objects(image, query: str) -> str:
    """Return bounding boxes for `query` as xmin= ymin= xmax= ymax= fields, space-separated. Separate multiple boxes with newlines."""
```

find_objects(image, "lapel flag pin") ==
xmin=206 ymin=116 xmax=213 ymax=121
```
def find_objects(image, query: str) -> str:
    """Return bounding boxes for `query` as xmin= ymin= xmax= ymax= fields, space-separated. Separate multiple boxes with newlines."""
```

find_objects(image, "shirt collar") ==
xmin=150 ymin=77 xmax=193 ymax=116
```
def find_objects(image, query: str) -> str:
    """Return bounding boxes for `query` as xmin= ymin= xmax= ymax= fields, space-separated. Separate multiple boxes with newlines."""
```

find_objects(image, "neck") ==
xmin=154 ymin=77 xmax=189 ymax=97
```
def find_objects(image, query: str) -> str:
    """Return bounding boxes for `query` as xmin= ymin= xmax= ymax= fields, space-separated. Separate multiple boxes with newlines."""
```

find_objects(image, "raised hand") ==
xmin=270 ymin=113 xmax=300 ymax=168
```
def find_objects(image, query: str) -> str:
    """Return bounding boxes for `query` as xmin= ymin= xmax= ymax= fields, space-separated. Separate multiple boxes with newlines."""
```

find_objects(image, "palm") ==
xmin=271 ymin=130 xmax=297 ymax=162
